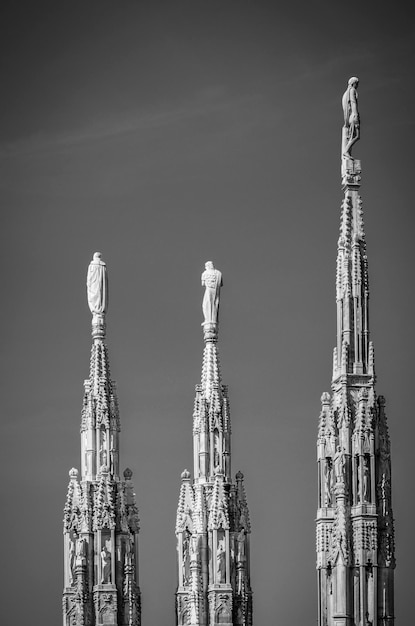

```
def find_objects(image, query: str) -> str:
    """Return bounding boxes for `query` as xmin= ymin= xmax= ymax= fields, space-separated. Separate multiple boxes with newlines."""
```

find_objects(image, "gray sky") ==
xmin=1 ymin=1 xmax=414 ymax=624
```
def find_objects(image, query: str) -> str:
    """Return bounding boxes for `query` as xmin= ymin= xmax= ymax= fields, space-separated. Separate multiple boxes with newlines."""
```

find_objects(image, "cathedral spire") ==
xmin=316 ymin=80 xmax=395 ymax=626
xmin=63 ymin=253 xmax=141 ymax=626
xmin=175 ymin=262 xmax=252 ymax=626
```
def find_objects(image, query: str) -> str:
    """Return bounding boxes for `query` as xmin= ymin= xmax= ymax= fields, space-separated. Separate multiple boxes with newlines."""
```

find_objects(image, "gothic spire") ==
xmin=175 ymin=262 xmax=252 ymax=626
xmin=63 ymin=253 xmax=141 ymax=626
xmin=316 ymin=79 xmax=395 ymax=626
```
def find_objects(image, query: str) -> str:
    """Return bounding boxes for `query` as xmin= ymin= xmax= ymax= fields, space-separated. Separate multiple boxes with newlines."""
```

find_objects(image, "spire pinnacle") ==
xmin=86 ymin=251 xmax=108 ymax=340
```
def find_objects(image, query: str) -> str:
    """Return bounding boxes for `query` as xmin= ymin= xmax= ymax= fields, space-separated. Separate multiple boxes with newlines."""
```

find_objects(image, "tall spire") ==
xmin=63 ymin=253 xmax=141 ymax=626
xmin=175 ymin=262 xmax=253 ymax=626
xmin=316 ymin=80 xmax=395 ymax=626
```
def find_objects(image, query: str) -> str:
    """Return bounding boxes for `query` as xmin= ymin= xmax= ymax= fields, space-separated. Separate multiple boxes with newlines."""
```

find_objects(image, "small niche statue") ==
xmin=363 ymin=459 xmax=370 ymax=502
xmin=216 ymin=538 xmax=226 ymax=583
xmin=334 ymin=446 xmax=346 ymax=484
xmin=324 ymin=461 xmax=333 ymax=506
xmin=100 ymin=546 xmax=111 ymax=584
xmin=201 ymin=261 xmax=223 ymax=325
xmin=182 ymin=529 xmax=191 ymax=585
xmin=237 ymin=529 xmax=246 ymax=560
xmin=342 ymin=77 xmax=360 ymax=159
xmin=87 ymin=252 xmax=108 ymax=319
xmin=69 ymin=538 xmax=76 ymax=585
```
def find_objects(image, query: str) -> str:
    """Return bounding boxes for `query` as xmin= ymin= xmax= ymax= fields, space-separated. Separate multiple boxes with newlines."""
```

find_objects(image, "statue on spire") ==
xmin=342 ymin=77 xmax=360 ymax=160
xmin=87 ymin=252 xmax=108 ymax=339
xmin=87 ymin=252 xmax=108 ymax=316
xmin=201 ymin=261 xmax=223 ymax=326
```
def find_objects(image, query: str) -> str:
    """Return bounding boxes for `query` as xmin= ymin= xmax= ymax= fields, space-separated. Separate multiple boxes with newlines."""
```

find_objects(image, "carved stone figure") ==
xmin=334 ymin=446 xmax=346 ymax=483
xmin=87 ymin=252 xmax=108 ymax=316
xmin=214 ymin=429 xmax=220 ymax=469
xmin=201 ymin=261 xmax=223 ymax=325
xmin=216 ymin=538 xmax=226 ymax=583
xmin=76 ymin=537 xmax=86 ymax=564
xmin=363 ymin=459 xmax=370 ymax=502
xmin=237 ymin=529 xmax=246 ymax=560
xmin=101 ymin=546 xmax=111 ymax=584
xmin=69 ymin=538 xmax=76 ymax=585
xmin=190 ymin=534 xmax=199 ymax=559
xmin=324 ymin=461 xmax=333 ymax=506
xmin=342 ymin=77 xmax=360 ymax=159
xmin=182 ymin=529 xmax=191 ymax=584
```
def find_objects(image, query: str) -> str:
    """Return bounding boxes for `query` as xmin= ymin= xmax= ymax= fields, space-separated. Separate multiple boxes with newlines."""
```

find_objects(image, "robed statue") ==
xmin=87 ymin=252 xmax=108 ymax=316
xmin=342 ymin=77 xmax=360 ymax=159
xmin=216 ymin=538 xmax=226 ymax=583
xmin=201 ymin=261 xmax=223 ymax=325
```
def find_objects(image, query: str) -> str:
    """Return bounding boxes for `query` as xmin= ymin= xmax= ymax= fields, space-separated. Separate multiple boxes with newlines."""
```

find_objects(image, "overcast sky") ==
xmin=1 ymin=1 xmax=414 ymax=624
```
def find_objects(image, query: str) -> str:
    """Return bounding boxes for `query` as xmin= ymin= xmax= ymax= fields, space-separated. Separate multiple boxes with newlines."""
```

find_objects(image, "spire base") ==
xmin=341 ymin=158 xmax=361 ymax=188
xmin=92 ymin=313 xmax=106 ymax=341
xmin=202 ymin=322 xmax=218 ymax=343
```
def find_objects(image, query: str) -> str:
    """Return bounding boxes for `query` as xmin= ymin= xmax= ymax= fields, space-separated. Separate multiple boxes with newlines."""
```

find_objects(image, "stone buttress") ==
xmin=63 ymin=253 xmax=141 ymax=626
xmin=175 ymin=267 xmax=253 ymax=626
xmin=316 ymin=90 xmax=395 ymax=626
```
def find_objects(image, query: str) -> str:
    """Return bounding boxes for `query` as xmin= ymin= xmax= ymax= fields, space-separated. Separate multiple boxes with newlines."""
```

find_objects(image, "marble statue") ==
xmin=237 ymin=529 xmax=246 ymax=559
xmin=363 ymin=460 xmax=370 ymax=502
xmin=101 ymin=547 xmax=111 ymax=584
xmin=182 ymin=529 xmax=191 ymax=584
xmin=214 ymin=429 xmax=220 ymax=470
xmin=201 ymin=261 xmax=223 ymax=325
xmin=334 ymin=446 xmax=346 ymax=483
xmin=190 ymin=534 xmax=199 ymax=559
xmin=324 ymin=461 xmax=333 ymax=506
xmin=87 ymin=252 xmax=108 ymax=316
xmin=69 ymin=539 xmax=76 ymax=585
xmin=342 ymin=77 xmax=360 ymax=159
xmin=216 ymin=538 xmax=226 ymax=583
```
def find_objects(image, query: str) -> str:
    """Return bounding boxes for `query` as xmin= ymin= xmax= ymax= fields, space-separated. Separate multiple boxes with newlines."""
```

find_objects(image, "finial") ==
xmin=181 ymin=469 xmax=191 ymax=481
xmin=201 ymin=261 xmax=223 ymax=342
xmin=86 ymin=252 xmax=108 ymax=340
xmin=69 ymin=467 xmax=78 ymax=480
xmin=123 ymin=467 xmax=133 ymax=480
xmin=321 ymin=392 xmax=331 ymax=405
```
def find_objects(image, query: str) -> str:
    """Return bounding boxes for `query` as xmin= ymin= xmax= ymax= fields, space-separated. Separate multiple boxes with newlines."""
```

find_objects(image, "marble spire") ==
xmin=175 ymin=262 xmax=253 ymax=626
xmin=63 ymin=253 xmax=141 ymax=626
xmin=316 ymin=80 xmax=395 ymax=626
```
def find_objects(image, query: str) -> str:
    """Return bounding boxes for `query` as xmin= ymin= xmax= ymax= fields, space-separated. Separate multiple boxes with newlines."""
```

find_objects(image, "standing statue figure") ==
xmin=87 ymin=252 xmax=108 ymax=317
xmin=201 ymin=261 xmax=223 ymax=325
xmin=363 ymin=460 xmax=370 ymax=502
xmin=237 ymin=529 xmax=246 ymax=560
xmin=342 ymin=77 xmax=360 ymax=159
xmin=68 ymin=538 xmax=76 ymax=585
xmin=182 ymin=529 xmax=191 ymax=585
xmin=101 ymin=546 xmax=111 ymax=584
xmin=324 ymin=461 xmax=333 ymax=506
xmin=334 ymin=445 xmax=346 ymax=484
xmin=216 ymin=538 xmax=226 ymax=583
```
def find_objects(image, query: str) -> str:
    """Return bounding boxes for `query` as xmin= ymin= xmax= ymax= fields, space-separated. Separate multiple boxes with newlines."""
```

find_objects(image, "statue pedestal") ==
xmin=341 ymin=158 xmax=361 ymax=187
